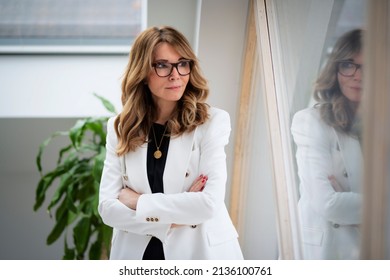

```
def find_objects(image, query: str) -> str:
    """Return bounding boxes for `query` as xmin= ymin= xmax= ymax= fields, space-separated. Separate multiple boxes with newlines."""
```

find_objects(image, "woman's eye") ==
xmin=155 ymin=62 xmax=169 ymax=69
xmin=340 ymin=62 xmax=354 ymax=68
xmin=178 ymin=61 xmax=190 ymax=67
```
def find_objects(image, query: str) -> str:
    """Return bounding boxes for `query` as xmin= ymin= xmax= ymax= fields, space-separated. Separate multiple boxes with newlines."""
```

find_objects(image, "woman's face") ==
xmin=146 ymin=42 xmax=190 ymax=108
xmin=337 ymin=51 xmax=363 ymax=104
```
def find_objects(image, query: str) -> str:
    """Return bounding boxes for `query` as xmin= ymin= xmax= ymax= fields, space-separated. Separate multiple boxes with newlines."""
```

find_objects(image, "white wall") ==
xmin=0 ymin=55 xmax=126 ymax=118
xmin=197 ymin=0 xmax=248 ymax=208
xmin=147 ymin=0 xmax=199 ymax=49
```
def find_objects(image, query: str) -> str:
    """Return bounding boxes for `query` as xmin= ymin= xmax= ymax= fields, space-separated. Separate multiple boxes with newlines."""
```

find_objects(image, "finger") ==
xmin=194 ymin=174 xmax=204 ymax=184
xmin=189 ymin=180 xmax=203 ymax=192
xmin=190 ymin=176 xmax=208 ymax=192
xmin=188 ymin=175 xmax=204 ymax=192
xmin=189 ymin=181 xmax=202 ymax=192
xmin=328 ymin=176 xmax=343 ymax=192
xmin=200 ymin=176 xmax=208 ymax=191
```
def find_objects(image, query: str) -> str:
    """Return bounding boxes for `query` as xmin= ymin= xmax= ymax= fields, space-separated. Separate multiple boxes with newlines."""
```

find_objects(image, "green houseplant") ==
xmin=34 ymin=94 xmax=116 ymax=259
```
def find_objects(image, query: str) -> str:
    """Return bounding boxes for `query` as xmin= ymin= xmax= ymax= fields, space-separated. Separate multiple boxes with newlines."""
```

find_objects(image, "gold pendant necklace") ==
xmin=152 ymin=124 xmax=168 ymax=159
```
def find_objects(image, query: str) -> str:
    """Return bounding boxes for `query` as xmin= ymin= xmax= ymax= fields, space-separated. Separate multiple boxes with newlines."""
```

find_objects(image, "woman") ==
xmin=98 ymin=26 xmax=243 ymax=260
xmin=291 ymin=29 xmax=363 ymax=259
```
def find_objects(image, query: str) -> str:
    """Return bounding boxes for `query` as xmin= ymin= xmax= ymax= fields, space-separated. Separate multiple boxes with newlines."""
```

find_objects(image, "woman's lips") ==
xmin=166 ymin=85 xmax=181 ymax=90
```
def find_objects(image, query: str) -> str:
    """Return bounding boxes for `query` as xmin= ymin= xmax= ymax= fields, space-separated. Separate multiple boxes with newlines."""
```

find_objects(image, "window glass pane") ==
xmin=0 ymin=0 xmax=145 ymax=47
xmin=291 ymin=0 xmax=365 ymax=259
xmin=267 ymin=0 xmax=366 ymax=259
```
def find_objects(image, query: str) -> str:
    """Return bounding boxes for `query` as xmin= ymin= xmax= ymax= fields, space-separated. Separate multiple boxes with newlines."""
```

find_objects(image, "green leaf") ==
xmin=35 ymin=153 xmax=80 ymax=211
xmin=87 ymin=123 xmax=106 ymax=145
xmin=93 ymin=93 xmax=117 ymax=114
xmin=92 ymin=182 xmax=101 ymax=217
xmin=75 ymin=143 xmax=99 ymax=154
xmin=89 ymin=223 xmax=112 ymax=259
xmin=47 ymin=211 xmax=67 ymax=245
xmin=67 ymin=208 xmax=78 ymax=225
xmin=34 ymin=179 xmax=49 ymax=211
xmin=34 ymin=168 xmax=66 ymax=211
xmin=54 ymin=197 xmax=68 ymax=222
xmin=47 ymin=172 xmax=73 ymax=212
xmin=101 ymin=224 xmax=113 ymax=258
xmin=66 ymin=184 xmax=79 ymax=214
xmin=63 ymin=239 xmax=75 ymax=260
xmin=36 ymin=131 xmax=68 ymax=174
xmin=57 ymin=144 xmax=72 ymax=165
xmin=73 ymin=217 xmax=91 ymax=257
xmin=69 ymin=119 xmax=91 ymax=149
xmin=89 ymin=239 xmax=102 ymax=260
xmin=93 ymin=148 xmax=106 ymax=183
xmin=77 ymin=184 xmax=96 ymax=216
xmin=36 ymin=137 xmax=52 ymax=174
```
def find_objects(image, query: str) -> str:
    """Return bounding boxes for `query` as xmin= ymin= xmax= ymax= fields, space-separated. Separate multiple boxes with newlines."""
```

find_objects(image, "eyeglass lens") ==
xmin=338 ymin=61 xmax=361 ymax=77
xmin=154 ymin=61 xmax=191 ymax=77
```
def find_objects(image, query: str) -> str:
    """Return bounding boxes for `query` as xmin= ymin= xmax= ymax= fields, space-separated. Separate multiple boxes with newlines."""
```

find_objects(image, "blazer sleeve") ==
xmin=98 ymin=117 xmax=171 ymax=241
xmin=291 ymin=108 xmax=362 ymax=225
xmin=135 ymin=108 xmax=231 ymax=225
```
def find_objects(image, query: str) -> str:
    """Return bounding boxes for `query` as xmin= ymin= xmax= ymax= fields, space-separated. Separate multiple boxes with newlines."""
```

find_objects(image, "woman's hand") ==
xmin=171 ymin=174 xmax=208 ymax=228
xmin=118 ymin=187 xmax=140 ymax=210
xmin=328 ymin=175 xmax=344 ymax=192
xmin=188 ymin=174 xmax=208 ymax=192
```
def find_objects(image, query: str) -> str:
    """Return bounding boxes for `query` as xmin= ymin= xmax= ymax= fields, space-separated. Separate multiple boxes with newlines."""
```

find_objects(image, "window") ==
xmin=261 ymin=0 xmax=367 ymax=259
xmin=0 ymin=0 xmax=146 ymax=54
xmin=250 ymin=0 xmax=390 ymax=260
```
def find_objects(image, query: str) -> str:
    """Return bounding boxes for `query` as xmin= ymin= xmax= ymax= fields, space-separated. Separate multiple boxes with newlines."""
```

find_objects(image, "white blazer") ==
xmin=291 ymin=107 xmax=363 ymax=259
xmin=98 ymin=107 xmax=243 ymax=260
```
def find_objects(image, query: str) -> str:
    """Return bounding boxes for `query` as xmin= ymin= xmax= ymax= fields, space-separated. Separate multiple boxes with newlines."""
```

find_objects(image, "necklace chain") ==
xmin=152 ymin=124 xmax=168 ymax=159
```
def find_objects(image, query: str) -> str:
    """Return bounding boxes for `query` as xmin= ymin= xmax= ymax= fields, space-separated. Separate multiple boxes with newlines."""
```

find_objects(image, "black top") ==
xmin=142 ymin=123 xmax=170 ymax=260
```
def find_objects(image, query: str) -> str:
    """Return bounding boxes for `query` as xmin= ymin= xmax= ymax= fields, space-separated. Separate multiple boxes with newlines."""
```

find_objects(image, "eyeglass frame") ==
xmin=152 ymin=60 xmax=193 ymax=77
xmin=337 ymin=60 xmax=363 ymax=77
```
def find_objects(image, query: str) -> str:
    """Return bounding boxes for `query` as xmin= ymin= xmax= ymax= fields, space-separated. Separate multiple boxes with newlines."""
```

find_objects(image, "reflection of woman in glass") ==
xmin=291 ymin=29 xmax=363 ymax=259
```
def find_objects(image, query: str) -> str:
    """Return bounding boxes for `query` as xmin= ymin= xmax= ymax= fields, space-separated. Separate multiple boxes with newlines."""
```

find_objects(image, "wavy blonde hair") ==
xmin=314 ymin=29 xmax=363 ymax=133
xmin=114 ymin=26 xmax=209 ymax=156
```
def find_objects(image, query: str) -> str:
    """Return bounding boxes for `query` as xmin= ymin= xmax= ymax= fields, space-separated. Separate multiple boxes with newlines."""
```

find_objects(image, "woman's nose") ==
xmin=169 ymin=66 xmax=180 ymax=79
xmin=353 ymin=67 xmax=363 ymax=81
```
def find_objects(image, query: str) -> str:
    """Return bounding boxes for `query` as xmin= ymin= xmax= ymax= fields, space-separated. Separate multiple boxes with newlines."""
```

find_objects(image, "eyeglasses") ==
xmin=152 ymin=60 xmax=192 ymax=77
xmin=337 ymin=61 xmax=363 ymax=77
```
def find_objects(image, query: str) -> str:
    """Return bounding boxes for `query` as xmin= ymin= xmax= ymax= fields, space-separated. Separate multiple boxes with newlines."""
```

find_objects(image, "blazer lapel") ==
xmin=163 ymin=129 xmax=197 ymax=194
xmin=125 ymin=142 xmax=151 ymax=194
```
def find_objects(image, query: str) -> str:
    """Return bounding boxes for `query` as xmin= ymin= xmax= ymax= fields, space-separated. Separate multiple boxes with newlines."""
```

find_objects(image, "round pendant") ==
xmin=154 ymin=150 xmax=162 ymax=159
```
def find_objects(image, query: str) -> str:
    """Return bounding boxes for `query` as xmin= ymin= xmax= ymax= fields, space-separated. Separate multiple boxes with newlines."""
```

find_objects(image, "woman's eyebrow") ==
xmin=154 ymin=59 xmax=168 ymax=62
xmin=154 ymin=57 xmax=187 ymax=62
